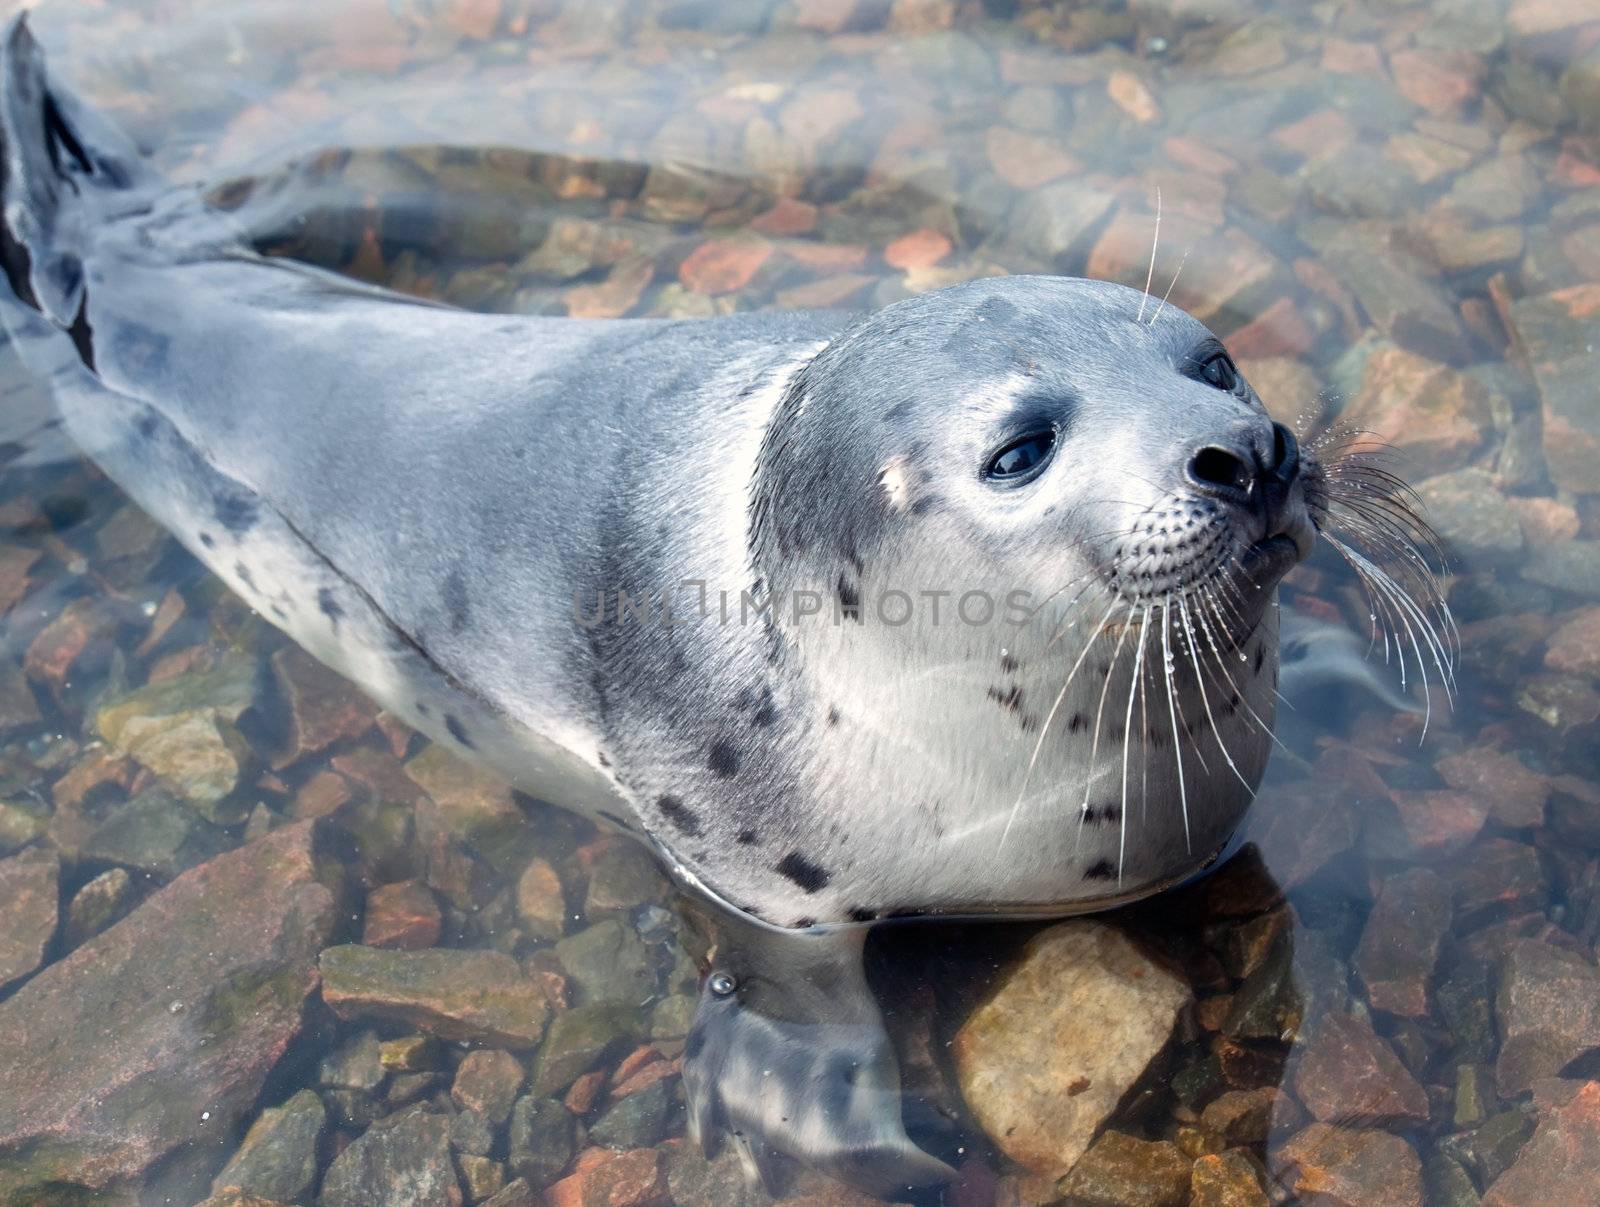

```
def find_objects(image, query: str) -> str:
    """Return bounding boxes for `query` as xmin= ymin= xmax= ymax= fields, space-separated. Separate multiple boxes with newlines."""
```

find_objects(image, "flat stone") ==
xmin=363 ymin=880 xmax=442 ymax=950
xmin=380 ymin=1034 xmax=443 ymax=1074
xmin=269 ymin=645 xmax=375 ymax=767
xmin=63 ymin=866 xmax=137 ymax=948
xmin=515 ymin=856 xmax=567 ymax=940
xmin=1435 ymin=747 xmax=1549 ymax=829
xmin=544 ymin=1147 xmax=666 ymax=1207
xmin=452 ymin=1049 xmax=525 ymax=1125
xmin=320 ymin=1107 xmax=462 ymax=1207
xmin=588 ymin=1079 xmax=671 ymax=1150
xmin=482 ymin=1179 xmax=537 ymax=1207
xmin=1059 ymin=1133 xmax=1191 ymax=1207
xmin=1290 ymin=1012 xmax=1430 ymax=1126
xmin=0 ymin=824 xmax=334 ymax=1201
xmin=320 ymin=945 xmax=549 ymax=1049
xmin=1353 ymin=867 xmax=1453 ymax=1018
xmin=81 ymin=787 xmax=229 ymax=879
xmin=96 ymin=657 xmax=257 ymax=813
xmin=211 ymin=1089 xmax=324 ymax=1203
xmin=555 ymin=919 xmax=656 ymax=1006
xmin=1484 ymin=1080 xmax=1600 ymax=1206
xmin=506 ymin=1096 xmax=575 ymax=1186
xmin=582 ymin=843 xmax=665 ymax=916
xmin=1523 ymin=541 xmax=1600 ymax=599
xmin=952 ymin=921 xmax=1191 ymax=1178
xmin=320 ymin=1030 xmax=384 ymax=1091
xmin=530 ymin=1004 xmax=640 ymax=1097
xmin=1414 ymin=469 xmax=1524 ymax=564
xmin=404 ymin=743 xmax=531 ymax=877
xmin=1339 ymin=343 xmax=1489 ymax=478
xmin=1189 ymin=1149 xmax=1270 ymax=1207
xmin=0 ymin=846 xmax=58 ymax=989
xmin=1495 ymin=939 xmax=1600 ymax=1097
xmin=1545 ymin=608 xmax=1600 ymax=678
xmin=1272 ymin=1123 xmax=1423 ymax=1207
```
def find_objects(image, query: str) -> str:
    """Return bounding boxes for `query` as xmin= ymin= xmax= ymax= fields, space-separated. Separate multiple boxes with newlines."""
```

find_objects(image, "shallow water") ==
xmin=1 ymin=0 xmax=1598 ymax=1204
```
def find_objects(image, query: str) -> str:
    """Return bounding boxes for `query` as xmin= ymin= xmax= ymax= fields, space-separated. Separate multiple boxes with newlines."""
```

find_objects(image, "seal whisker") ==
xmin=1150 ymin=247 xmax=1191 ymax=326
xmin=1135 ymin=187 xmax=1162 ymax=326
xmin=1118 ymin=603 xmax=1151 ymax=883
xmin=1193 ymin=585 xmax=1290 ymax=755
xmin=1161 ymin=600 xmax=1192 ymax=853
xmin=1178 ymin=594 xmax=1252 ymax=790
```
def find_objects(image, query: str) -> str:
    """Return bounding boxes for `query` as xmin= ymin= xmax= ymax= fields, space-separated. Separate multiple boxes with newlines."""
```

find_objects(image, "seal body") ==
xmin=0 ymin=17 xmax=1327 ymax=1191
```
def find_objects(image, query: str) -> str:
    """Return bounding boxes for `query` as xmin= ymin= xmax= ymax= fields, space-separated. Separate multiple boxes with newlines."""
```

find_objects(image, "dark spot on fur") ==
xmin=736 ymin=829 xmax=759 ymax=845
xmin=708 ymin=740 xmax=740 ymax=778
xmin=136 ymin=412 xmax=161 ymax=440
xmin=596 ymin=751 xmax=610 ymax=768
xmin=909 ymin=494 xmax=940 ymax=517
xmin=318 ymin=587 xmax=344 ymax=626
xmin=214 ymin=492 xmax=259 ymax=536
xmin=234 ymin=562 xmax=254 ymax=590
xmin=827 ymin=706 xmax=841 ymax=726
xmin=443 ymin=568 xmax=471 ymax=634
xmin=445 ymin=713 xmax=476 ymax=749
xmin=793 ymin=917 xmax=815 ymax=929
xmin=657 ymin=794 xmax=703 ymax=838
xmin=684 ymin=1025 xmax=706 ymax=1061
xmin=775 ymin=850 xmax=831 ymax=893
xmin=1068 ymin=712 xmax=1088 ymax=733
xmin=1085 ymin=859 xmax=1117 ymax=880
xmin=415 ymin=701 xmax=430 ymax=716
xmin=835 ymin=574 xmax=862 ymax=622
xmin=1253 ymin=645 xmax=1266 ymax=675
xmin=987 ymin=684 xmax=1024 ymax=713
xmin=198 ymin=532 xmax=215 ymax=549
xmin=1000 ymin=653 xmax=1020 ymax=674
xmin=848 ymin=907 xmax=877 ymax=922
xmin=271 ymin=604 xmax=287 ymax=619
xmin=65 ymin=299 xmax=96 ymax=371
xmin=1019 ymin=712 xmax=1040 ymax=733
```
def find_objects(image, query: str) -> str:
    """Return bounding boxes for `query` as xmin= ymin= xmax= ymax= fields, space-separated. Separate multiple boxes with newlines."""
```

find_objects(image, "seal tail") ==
xmin=1 ymin=14 xmax=151 ymax=331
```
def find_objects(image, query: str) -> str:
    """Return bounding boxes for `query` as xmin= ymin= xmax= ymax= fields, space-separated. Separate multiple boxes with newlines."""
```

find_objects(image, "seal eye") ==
xmin=1197 ymin=351 xmax=1240 ymax=392
xmin=985 ymin=430 xmax=1056 ymax=484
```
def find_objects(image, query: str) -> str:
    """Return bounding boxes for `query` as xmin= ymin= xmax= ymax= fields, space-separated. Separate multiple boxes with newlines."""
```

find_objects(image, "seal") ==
xmin=0 ymin=18 xmax=1449 ymax=1194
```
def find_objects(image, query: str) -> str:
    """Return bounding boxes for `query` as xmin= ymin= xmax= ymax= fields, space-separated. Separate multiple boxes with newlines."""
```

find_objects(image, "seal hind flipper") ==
xmin=683 ymin=909 xmax=955 ymax=1196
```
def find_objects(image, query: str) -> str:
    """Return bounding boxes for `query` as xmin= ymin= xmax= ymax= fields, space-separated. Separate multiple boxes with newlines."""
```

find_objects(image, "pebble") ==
xmin=1188 ymin=1148 xmax=1270 ymax=1207
xmin=62 ymin=866 xmax=137 ymax=948
xmin=555 ymin=919 xmax=656 ymax=1006
xmin=363 ymin=880 xmax=443 ymax=951
xmin=1058 ymin=1132 xmax=1191 ymax=1207
xmin=211 ymin=1089 xmax=325 ymax=1204
xmin=507 ymin=1095 xmax=576 ymax=1186
xmin=1353 ymin=867 xmax=1453 ymax=1018
xmin=952 ymin=921 xmax=1191 ymax=1178
xmin=451 ymin=1049 xmax=526 ymax=1125
xmin=320 ymin=1107 xmax=462 ymax=1207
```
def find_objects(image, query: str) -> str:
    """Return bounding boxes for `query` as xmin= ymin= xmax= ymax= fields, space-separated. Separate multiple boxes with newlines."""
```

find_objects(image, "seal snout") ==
xmin=1184 ymin=421 xmax=1300 ymax=511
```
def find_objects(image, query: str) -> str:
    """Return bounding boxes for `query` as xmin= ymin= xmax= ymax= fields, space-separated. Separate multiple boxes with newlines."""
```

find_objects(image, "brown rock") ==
xmin=269 ymin=646 xmax=376 ymax=767
xmin=1106 ymin=70 xmax=1161 ymax=124
xmin=1436 ymin=746 xmax=1549 ymax=829
xmin=884 ymin=228 xmax=952 ymax=271
xmin=515 ymin=856 xmax=567 ymax=940
xmin=1199 ymin=1087 xmax=1292 ymax=1147
xmin=1508 ymin=0 xmax=1598 ymax=36
xmin=545 ymin=1147 xmax=667 ymax=1207
xmin=0 ymin=824 xmax=334 ymax=1201
xmin=320 ymin=944 xmax=549 ymax=1048
xmin=1273 ymin=1123 xmax=1423 ymax=1207
xmin=25 ymin=598 xmax=111 ymax=692
xmin=1189 ymin=1149 xmax=1269 ymax=1207
xmin=1546 ymin=608 xmax=1600 ymax=679
xmin=678 ymin=239 xmax=773 ymax=295
xmin=452 ymin=1050 xmax=525 ymax=1125
xmin=0 ymin=544 xmax=39 ymax=617
xmin=363 ymin=880 xmax=442 ymax=951
xmin=1495 ymin=939 xmax=1600 ymax=1097
xmin=0 ymin=655 xmax=40 ymax=732
xmin=953 ymin=922 xmax=1191 ymax=1178
xmin=0 ymin=846 xmax=58 ymax=989
xmin=985 ymin=127 xmax=1077 ymax=189
xmin=1506 ymin=283 xmax=1600 ymax=494
xmin=1290 ymin=1012 xmax=1429 ymax=1126
xmin=1059 ymin=1133 xmax=1191 ymax=1207
xmin=1484 ymin=1080 xmax=1600 ymax=1206
xmin=1386 ymin=789 xmax=1491 ymax=860
xmin=1390 ymin=49 xmax=1484 ymax=115
xmin=320 ymin=1106 xmax=463 ymax=1207
xmin=1339 ymin=344 xmax=1489 ymax=478
xmin=1353 ymin=867 xmax=1452 ymax=1018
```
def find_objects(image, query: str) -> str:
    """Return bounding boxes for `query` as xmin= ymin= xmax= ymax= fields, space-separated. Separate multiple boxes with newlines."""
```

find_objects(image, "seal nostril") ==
xmin=1270 ymin=422 xmax=1300 ymax=482
xmin=1189 ymin=446 xmax=1253 ymax=497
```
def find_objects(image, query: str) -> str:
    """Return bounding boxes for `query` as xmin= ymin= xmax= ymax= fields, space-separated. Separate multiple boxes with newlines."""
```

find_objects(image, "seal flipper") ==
xmin=682 ymin=910 xmax=954 ymax=1197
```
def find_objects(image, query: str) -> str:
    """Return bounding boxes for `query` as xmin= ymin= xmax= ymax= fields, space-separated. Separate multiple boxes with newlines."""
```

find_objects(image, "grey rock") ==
xmin=63 ymin=866 xmax=138 ymax=948
xmin=212 ymin=1089 xmax=325 ymax=1203
xmin=506 ymin=1095 xmax=575 ymax=1186
xmin=553 ymin=919 xmax=655 ymax=1006
xmin=588 ymin=1080 xmax=672 ymax=1150
xmin=320 ymin=1031 xmax=385 ymax=1091
xmin=320 ymin=1107 xmax=460 ymax=1207
xmin=82 ymin=787 xmax=228 ymax=879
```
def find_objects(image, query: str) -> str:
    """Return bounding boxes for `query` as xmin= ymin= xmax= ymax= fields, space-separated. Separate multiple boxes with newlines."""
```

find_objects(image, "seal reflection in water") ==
xmin=0 ymin=18 xmax=1452 ymax=1195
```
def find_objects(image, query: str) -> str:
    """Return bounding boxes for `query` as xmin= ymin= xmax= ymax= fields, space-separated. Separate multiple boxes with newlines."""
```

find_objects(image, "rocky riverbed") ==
xmin=3 ymin=0 xmax=1600 ymax=1203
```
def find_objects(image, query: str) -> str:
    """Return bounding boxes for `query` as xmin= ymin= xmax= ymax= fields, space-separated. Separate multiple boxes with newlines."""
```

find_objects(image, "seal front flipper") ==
xmin=682 ymin=908 xmax=954 ymax=1197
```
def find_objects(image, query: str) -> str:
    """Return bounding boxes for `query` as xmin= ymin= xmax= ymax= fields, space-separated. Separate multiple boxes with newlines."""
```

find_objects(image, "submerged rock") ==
xmin=1272 ymin=1122 xmax=1423 ymax=1207
xmin=63 ymin=865 xmax=138 ymax=948
xmin=0 ymin=823 xmax=334 ymax=1201
xmin=211 ymin=1089 xmax=325 ymax=1204
xmin=952 ymin=921 xmax=1191 ymax=1178
xmin=1058 ymin=1132 xmax=1191 ymax=1207
xmin=1484 ymin=1080 xmax=1600 ymax=1206
xmin=320 ymin=945 xmax=549 ymax=1047
xmin=1353 ymin=867 xmax=1452 ymax=1018
xmin=1494 ymin=939 xmax=1600 ymax=1097
xmin=1290 ymin=1012 xmax=1430 ymax=1126
xmin=0 ymin=845 xmax=58 ymax=990
xmin=81 ymin=786 xmax=229 ymax=879
xmin=320 ymin=1106 xmax=462 ymax=1207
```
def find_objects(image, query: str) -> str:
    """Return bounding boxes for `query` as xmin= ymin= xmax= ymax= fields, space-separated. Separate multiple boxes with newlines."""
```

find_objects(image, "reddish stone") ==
xmin=1390 ymin=49 xmax=1484 ymax=115
xmin=292 ymin=769 xmax=355 ymax=820
xmin=0 ymin=847 xmax=58 ymax=990
xmin=564 ymin=1069 xmax=606 ymax=1115
xmin=1106 ymin=70 xmax=1161 ymax=124
xmin=677 ymin=239 xmax=772 ymax=296
xmin=1340 ymin=344 xmax=1490 ymax=478
xmin=785 ymin=242 xmax=868 ymax=273
xmin=1322 ymin=38 xmax=1387 ymax=77
xmin=1495 ymin=940 xmax=1600 ymax=1098
xmin=1485 ymin=1081 xmax=1600 ymax=1206
xmin=51 ymin=746 xmax=139 ymax=811
xmin=374 ymin=712 xmax=414 ymax=758
xmin=1290 ymin=1012 xmax=1429 ymax=1126
xmin=1161 ymin=138 xmax=1240 ymax=177
xmin=133 ymin=588 xmax=186 ymax=657
xmin=0 ymin=544 xmax=39 ymax=617
xmin=1273 ymin=1123 xmax=1422 ymax=1207
xmin=610 ymin=1058 xmax=679 ymax=1102
xmin=1509 ymin=497 xmax=1580 ymax=545
xmin=0 ymin=824 xmax=334 ymax=1201
xmin=1353 ymin=867 xmax=1452 ymax=1018
xmin=452 ymin=1049 xmax=525 ymax=1124
xmin=985 ymin=127 xmax=1077 ymax=189
xmin=749 ymin=198 xmax=818 ymax=237
xmin=363 ymin=880 xmax=442 ymax=951
xmin=884 ymin=228 xmax=952 ymax=271
xmin=444 ymin=0 xmax=501 ymax=40
xmin=24 ymin=599 xmax=105 ymax=692
xmin=270 ymin=647 xmax=376 ymax=768
xmin=1546 ymin=608 xmax=1600 ymax=678
xmin=1272 ymin=110 xmax=1355 ymax=160
xmin=1387 ymin=789 xmax=1491 ymax=860
xmin=775 ymin=274 xmax=875 ymax=310
xmin=1508 ymin=0 xmax=1598 ymax=37
xmin=1450 ymin=838 xmax=1547 ymax=922
xmin=567 ymin=260 xmax=653 ymax=320
xmin=544 ymin=1148 xmax=666 ymax=1207
xmin=1226 ymin=299 xmax=1316 ymax=361
xmin=1435 ymin=746 xmax=1550 ymax=829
